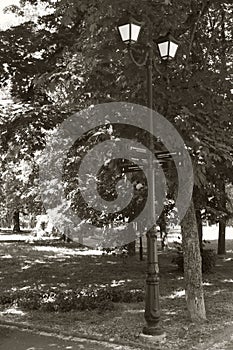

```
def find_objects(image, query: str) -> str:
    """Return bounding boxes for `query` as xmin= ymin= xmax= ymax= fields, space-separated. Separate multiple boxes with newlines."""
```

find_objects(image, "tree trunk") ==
xmin=195 ymin=209 xmax=203 ymax=253
xmin=159 ymin=212 xmax=167 ymax=251
xmin=139 ymin=236 xmax=143 ymax=261
xmin=127 ymin=241 xmax=136 ymax=256
xmin=217 ymin=180 xmax=227 ymax=255
xmin=181 ymin=201 xmax=206 ymax=322
xmin=13 ymin=211 xmax=20 ymax=232
xmin=218 ymin=219 xmax=226 ymax=255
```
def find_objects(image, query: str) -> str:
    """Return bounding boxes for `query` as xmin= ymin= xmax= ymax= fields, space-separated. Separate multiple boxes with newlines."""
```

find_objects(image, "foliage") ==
xmin=0 ymin=286 xmax=144 ymax=313
xmin=172 ymin=241 xmax=217 ymax=273
xmin=0 ymin=0 xmax=232 ymax=231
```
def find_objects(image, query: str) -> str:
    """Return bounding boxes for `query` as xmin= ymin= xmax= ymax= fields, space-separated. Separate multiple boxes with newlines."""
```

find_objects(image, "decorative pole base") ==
xmin=140 ymin=330 xmax=166 ymax=344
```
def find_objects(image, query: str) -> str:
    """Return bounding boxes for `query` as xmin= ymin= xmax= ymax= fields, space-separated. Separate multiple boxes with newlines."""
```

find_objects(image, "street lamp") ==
xmin=117 ymin=16 xmax=143 ymax=45
xmin=117 ymin=17 xmax=179 ymax=337
xmin=156 ymin=33 xmax=179 ymax=60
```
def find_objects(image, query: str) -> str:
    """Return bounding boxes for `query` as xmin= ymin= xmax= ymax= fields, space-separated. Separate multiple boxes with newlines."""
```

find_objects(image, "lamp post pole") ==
xmin=117 ymin=18 xmax=179 ymax=337
xmin=143 ymin=44 xmax=162 ymax=336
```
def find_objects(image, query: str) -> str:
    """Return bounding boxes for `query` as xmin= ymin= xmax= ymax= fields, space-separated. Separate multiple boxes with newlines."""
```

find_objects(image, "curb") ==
xmin=0 ymin=318 xmax=155 ymax=350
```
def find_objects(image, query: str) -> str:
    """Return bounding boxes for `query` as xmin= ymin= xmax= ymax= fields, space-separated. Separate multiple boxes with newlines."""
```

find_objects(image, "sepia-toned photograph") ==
xmin=0 ymin=0 xmax=232 ymax=349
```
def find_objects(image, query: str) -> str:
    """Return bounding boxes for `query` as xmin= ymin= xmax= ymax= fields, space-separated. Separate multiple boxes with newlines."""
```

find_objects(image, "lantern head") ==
xmin=156 ymin=33 xmax=179 ymax=60
xmin=117 ymin=16 xmax=143 ymax=45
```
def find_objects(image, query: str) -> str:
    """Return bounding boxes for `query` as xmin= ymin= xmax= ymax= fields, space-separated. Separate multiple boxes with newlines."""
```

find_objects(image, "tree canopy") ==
xmin=0 ymin=0 xmax=232 ymax=227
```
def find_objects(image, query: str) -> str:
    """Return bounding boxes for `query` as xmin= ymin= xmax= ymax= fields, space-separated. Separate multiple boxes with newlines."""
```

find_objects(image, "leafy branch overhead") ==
xmin=0 ymin=0 xmax=232 ymax=223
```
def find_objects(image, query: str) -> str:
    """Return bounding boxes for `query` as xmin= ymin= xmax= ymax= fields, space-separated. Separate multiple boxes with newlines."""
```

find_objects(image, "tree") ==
xmin=0 ymin=102 xmax=73 ymax=231
xmin=217 ymin=181 xmax=227 ymax=255
xmin=181 ymin=201 xmax=206 ymax=321
xmin=0 ymin=0 xmax=232 ymax=322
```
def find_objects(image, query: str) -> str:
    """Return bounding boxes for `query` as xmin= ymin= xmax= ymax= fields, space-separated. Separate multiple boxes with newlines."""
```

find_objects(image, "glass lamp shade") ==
xmin=156 ymin=33 xmax=179 ymax=60
xmin=117 ymin=17 xmax=142 ymax=44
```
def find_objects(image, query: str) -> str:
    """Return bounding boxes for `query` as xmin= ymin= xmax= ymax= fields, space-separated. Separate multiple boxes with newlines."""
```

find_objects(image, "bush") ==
xmin=172 ymin=248 xmax=216 ymax=273
xmin=0 ymin=293 xmax=14 ymax=306
xmin=3 ymin=286 xmax=144 ymax=313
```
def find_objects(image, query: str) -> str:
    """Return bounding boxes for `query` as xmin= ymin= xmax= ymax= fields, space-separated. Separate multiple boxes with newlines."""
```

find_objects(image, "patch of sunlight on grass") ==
xmin=33 ymin=246 xmax=103 ymax=256
xmin=106 ymin=261 xmax=117 ymax=264
xmin=111 ymin=279 xmax=131 ymax=287
xmin=167 ymin=289 xmax=185 ymax=299
xmin=34 ymin=259 xmax=47 ymax=264
xmin=20 ymin=286 xmax=31 ymax=290
xmin=58 ymin=283 xmax=67 ymax=287
xmin=1 ymin=254 xmax=12 ymax=258
xmin=223 ymin=257 xmax=233 ymax=262
xmin=125 ymin=309 xmax=144 ymax=314
xmin=41 ymin=293 xmax=56 ymax=304
xmin=222 ymin=279 xmax=233 ymax=283
xmin=1 ymin=305 xmax=26 ymax=316
xmin=88 ymin=283 xmax=106 ymax=288
xmin=203 ymin=282 xmax=213 ymax=286
xmin=165 ymin=310 xmax=177 ymax=315
xmin=212 ymin=289 xmax=227 ymax=295
xmin=21 ymin=258 xmax=47 ymax=270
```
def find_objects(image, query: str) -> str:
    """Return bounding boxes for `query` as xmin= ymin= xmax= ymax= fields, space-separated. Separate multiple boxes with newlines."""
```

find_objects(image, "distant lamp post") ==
xmin=117 ymin=17 xmax=179 ymax=337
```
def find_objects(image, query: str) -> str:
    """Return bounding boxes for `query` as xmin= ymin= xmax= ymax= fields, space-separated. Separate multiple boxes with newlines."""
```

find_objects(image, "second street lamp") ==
xmin=156 ymin=33 xmax=179 ymax=61
xmin=117 ymin=16 xmax=179 ymax=336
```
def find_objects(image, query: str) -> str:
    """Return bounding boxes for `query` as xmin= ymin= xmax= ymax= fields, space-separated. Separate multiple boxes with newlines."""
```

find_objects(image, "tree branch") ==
xmin=186 ymin=1 xmax=209 ymax=65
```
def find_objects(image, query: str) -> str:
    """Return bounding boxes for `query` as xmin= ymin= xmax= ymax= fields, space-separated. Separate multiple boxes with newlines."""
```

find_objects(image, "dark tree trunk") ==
xmin=30 ymin=215 xmax=36 ymax=229
xmin=6 ymin=211 xmax=12 ymax=228
xmin=79 ymin=233 xmax=84 ymax=245
xmin=126 ymin=224 xmax=136 ymax=256
xmin=181 ymin=201 xmax=206 ymax=322
xmin=218 ymin=219 xmax=226 ymax=255
xmin=217 ymin=181 xmax=227 ymax=255
xmin=193 ymin=186 xmax=203 ymax=253
xmin=159 ymin=212 xmax=167 ymax=251
xmin=139 ymin=236 xmax=143 ymax=261
xmin=127 ymin=241 xmax=136 ymax=256
xmin=195 ymin=209 xmax=203 ymax=253
xmin=60 ymin=227 xmax=73 ymax=243
xmin=13 ymin=211 xmax=20 ymax=232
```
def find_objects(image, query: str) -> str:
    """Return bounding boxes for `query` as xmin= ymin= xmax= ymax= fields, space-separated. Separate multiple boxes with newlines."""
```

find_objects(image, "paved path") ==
xmin=0 ymin=325 xmax=137 ymax=350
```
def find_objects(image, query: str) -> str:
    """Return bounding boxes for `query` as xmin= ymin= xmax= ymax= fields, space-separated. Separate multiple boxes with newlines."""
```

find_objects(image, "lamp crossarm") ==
xmin=152 ymin=58 xmax=163 ymax=76
xmin=129 ymin=44 xmax=163 ymax=77
xmin=128 ymin=46 xmax=149 ymax=67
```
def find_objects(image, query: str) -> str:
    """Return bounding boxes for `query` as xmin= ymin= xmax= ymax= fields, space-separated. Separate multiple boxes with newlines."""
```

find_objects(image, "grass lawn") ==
xmin=0 ymin=239 xmax=233 ymax=349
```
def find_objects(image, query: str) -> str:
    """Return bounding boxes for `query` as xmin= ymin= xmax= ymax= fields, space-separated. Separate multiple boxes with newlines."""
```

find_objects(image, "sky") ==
xmin=0 ymin=0 xmax=21 ymax=29
xmin=0 ymin=0 xmax=53 ymax=30
xmin=0 ymin=0 xmax=55 ymax=103
xmin=0 ymin=1 xmax=19 ymax=103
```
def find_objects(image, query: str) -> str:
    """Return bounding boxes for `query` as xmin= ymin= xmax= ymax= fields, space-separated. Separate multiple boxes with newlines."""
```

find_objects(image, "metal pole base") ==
xmin=140 ymin=331 xmax=166 ymax=345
